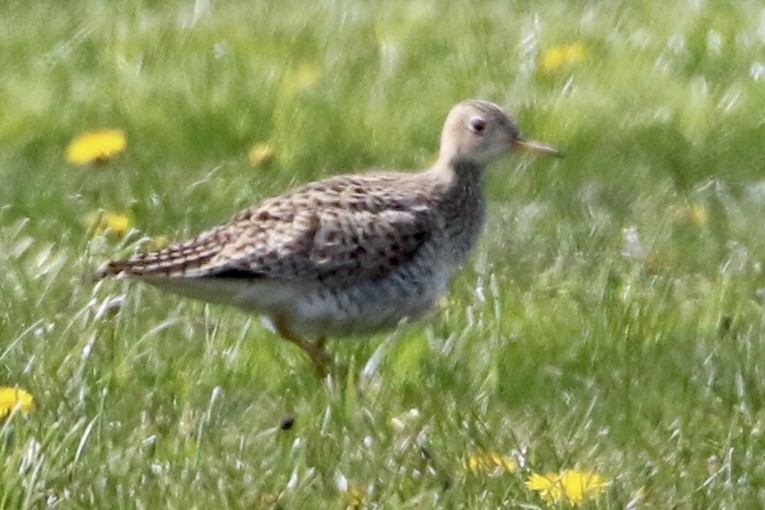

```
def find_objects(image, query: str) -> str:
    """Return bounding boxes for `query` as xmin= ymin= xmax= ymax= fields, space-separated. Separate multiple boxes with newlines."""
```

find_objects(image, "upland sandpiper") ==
xmin=93 ymin=100 xmax=562 ymax=374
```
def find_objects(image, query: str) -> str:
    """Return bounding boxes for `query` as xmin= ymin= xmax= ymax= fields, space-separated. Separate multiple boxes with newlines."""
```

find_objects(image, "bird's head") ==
xmin=438 ymin=100 xmax=563 ymax=168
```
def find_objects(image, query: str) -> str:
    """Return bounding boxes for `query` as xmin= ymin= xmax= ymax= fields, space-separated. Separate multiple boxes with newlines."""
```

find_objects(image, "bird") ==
xmin=92 ymin=100 xmax=562 ymax=375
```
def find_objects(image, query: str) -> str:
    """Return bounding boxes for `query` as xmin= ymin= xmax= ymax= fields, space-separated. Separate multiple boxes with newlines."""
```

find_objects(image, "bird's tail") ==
xmin=86 ymin=229 xmax=228 ymax=282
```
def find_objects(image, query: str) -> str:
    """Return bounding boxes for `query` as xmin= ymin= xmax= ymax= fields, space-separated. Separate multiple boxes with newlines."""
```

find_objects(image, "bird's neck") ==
xmin=426 ymin=160 xmax=488 ymax=263
xmin=452 ymin=159 xmax=484 ymax=188
xmin=428 ymin=159 xmax=486 ymax=201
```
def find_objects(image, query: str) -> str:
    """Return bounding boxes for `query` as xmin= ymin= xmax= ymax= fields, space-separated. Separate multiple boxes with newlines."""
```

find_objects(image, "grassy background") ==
xmin=3 ymin=0 xmax=765 ymax=507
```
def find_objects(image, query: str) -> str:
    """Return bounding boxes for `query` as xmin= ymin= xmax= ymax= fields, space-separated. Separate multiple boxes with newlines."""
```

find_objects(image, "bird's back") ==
xmin=99 ymin=171 xmax=440 ymax=281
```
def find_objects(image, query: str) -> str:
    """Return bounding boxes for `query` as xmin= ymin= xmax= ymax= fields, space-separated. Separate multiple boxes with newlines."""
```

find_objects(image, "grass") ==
xmin=3 ymin=0 xmax=765 ymax=507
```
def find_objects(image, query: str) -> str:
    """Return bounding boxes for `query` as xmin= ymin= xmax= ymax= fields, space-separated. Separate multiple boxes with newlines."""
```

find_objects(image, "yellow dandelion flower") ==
xmin=540 ymin=47 xmax=566 ymax=72
xmin=248 ymin=142 xmax=276 ymax=167
xmin=687 ymin=205 xmax=708 ymax=226
xmin=465 ymin=451 xmax=518 ymax=476
xmin=526 ymin=469 xmax=609 ymax=505
xmin=84 ymin=211 xmax=132 ymax=238
xmin=142 ymin=235 xmax=169 ymax=252
xmin=539 ymin=42 xmax=587 ymax=73
xmin=280 ymin=63 xmax=322 ymax=96
xmin=0 ymin=387 xmax=35 ymax=419
xmin=66 ymin=129 xmax=127 ymax=165
xmin=670 ymin=204 xmax=709 ymax=227
xmin=343 ymin=486 xmax=366 ymax=509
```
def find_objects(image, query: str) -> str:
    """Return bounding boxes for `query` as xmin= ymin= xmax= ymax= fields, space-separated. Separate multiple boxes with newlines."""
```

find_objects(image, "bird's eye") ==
xmin=469 ymin=117 xmax=486 ymax=134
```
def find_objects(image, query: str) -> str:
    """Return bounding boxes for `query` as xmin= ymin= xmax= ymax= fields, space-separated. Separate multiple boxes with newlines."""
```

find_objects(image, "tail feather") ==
xmin=88 ymin=230 xmax=228 ymax=281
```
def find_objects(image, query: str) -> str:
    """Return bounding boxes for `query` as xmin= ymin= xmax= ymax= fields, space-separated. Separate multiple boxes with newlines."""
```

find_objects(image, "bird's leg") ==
xmin=301 ymin=338 xmax=333 ymax=378
xmin=274 ymin=318 xmax=333 ymax=377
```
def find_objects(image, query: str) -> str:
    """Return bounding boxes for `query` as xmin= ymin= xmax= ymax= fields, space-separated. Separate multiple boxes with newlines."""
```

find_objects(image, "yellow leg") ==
xmin=274 ymin=318 xmax=333 ymax=377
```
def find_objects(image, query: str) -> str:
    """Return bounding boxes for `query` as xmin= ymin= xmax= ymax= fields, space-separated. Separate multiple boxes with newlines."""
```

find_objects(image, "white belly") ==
xmin=142 ymin=266 xmax=451 ymax=340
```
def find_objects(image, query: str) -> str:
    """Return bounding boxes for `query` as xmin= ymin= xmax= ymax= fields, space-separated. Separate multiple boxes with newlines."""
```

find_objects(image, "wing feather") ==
xmin=97 ymin=173 xmax=437 ymax=285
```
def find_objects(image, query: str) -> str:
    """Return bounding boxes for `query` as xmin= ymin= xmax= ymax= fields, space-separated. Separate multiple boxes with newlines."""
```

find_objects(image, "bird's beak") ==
xmin=512 ymin=137 xmax=564 ymax=158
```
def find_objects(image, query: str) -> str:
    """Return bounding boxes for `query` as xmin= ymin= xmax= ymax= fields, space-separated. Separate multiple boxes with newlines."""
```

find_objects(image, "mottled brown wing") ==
xmin=210 ymin=205 xmax=434 ymax=283
xmin=97 ymin=173 xmax=435 ymax=284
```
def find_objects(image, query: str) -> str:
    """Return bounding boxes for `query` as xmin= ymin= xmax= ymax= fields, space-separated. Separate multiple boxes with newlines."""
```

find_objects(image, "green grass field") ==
xmin=3 ymin=0 xmax=765 ymax=507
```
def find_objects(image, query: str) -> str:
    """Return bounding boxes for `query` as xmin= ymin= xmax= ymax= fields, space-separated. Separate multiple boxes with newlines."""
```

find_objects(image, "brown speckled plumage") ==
xmin=93 ymin=100 xmax=562 ymax=373
xmin=106 ymin=173 xmax=434 ymax=282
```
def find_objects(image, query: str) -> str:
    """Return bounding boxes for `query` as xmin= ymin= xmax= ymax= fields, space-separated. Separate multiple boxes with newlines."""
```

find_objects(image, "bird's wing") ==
xmin=98 ymin=174 xmax=436 ymax=284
